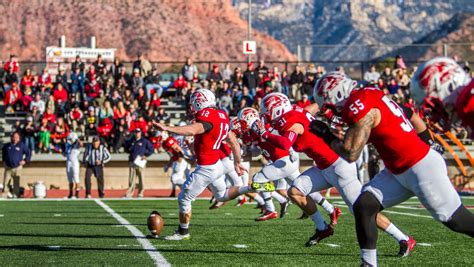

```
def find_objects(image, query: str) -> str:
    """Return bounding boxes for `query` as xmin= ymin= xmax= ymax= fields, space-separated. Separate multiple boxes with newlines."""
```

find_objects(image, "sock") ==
xmin=262 ymin=192 xmax=275 ymax=212
xmin=238 ymin=186 xmax=251 ymax=195
xmin=310 ymin=211 xmax=327 ymax=231
xmin=385 ymin=223 xmax=408 ymax=242
xmin=178 ymin=223 xmax=189 ymax=235
xmin=253 ymin=194 xmax=265 ymax=206
xmin=272 ymin=192 xmax=287 ymax=204
xmin=237 ymin=195 xmax=244 ymax=201
xmin=319 ymin=198 xmax=335 ymax=214
xmin=361 ymin=249 xmax=377 ymax=266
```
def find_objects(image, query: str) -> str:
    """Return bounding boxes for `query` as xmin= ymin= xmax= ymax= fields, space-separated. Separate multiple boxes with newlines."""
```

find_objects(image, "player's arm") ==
xmin=153 ymin=121 xmax=209 ymax=136
xmin=402 ymin=106 xmax=444 ymax=154
xmin=225 ymin=131 xmax=246 ymax=175
xmin=304 ymin=103 xmax=320 ymax=116
xmin=257 ymin=123 xmax=301 ymax=150
xmin=331 ymin=109 xmax=377 ymax=162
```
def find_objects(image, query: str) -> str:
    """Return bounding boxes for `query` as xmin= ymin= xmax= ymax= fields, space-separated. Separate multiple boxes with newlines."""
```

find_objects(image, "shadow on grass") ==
xmin=0 ymin=233 xmax=145 ymax=239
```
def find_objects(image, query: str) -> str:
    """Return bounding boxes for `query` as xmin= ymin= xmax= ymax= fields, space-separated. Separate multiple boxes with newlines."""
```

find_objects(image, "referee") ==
xmin=82 ymin=136 xmax=111 ymax=198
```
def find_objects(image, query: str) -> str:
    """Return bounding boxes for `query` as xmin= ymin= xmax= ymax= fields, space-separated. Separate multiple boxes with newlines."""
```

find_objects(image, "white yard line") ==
xmin=95 ymin=199 xmax=170 ymax=267
xmin=382 ymin=210 xmax=432 ymax=219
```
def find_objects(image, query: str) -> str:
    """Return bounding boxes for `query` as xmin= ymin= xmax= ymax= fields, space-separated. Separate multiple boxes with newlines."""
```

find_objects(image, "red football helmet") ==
xmin=260 ymin=93 xmax=292 ymax=122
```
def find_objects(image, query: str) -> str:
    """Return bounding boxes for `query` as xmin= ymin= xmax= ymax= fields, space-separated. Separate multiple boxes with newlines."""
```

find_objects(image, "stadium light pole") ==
xmin=248 ymin=0 xmax=252 ymax=64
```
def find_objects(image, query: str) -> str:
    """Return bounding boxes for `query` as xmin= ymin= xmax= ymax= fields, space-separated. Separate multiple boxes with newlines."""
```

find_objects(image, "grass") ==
xmin=0 ymin=197 xmax=473 ymax=266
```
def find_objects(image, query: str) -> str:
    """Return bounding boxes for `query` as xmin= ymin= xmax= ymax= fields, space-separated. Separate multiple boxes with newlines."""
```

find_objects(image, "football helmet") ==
xmin=411 ymin=57 xmax=471 ymax=105
xmin=231 ymin=117 xmax=243 ymax=138
xmin=260 ymin=93 xmax=292 ymax=122
xmin=314 ymin=71 xmax=357 ymax=108
xmin=237 ymin=107 xmax=260 ymax=130
xmin=190 ymin=89 xmax=216 ymax=113
xmin=67 ymin=132 xmax=78 ymax=144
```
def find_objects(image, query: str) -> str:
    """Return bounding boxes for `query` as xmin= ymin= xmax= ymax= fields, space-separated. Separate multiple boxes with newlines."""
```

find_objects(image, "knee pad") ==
xmin=178 ymin=191 xmax=192 ymax=213
xmin=443 ymin=205 xmax=474 ymax=237
xmin=353 ymin=191 xmax=381 ymax=217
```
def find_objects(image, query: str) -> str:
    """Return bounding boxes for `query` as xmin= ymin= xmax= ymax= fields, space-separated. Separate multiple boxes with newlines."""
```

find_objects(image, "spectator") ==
xmin=56 ymin=67 xmax=69 ymax=91
xmin=115 ymin=67 xmax=131 ymax=90
xmin=4 ymin=65 xmax=19 ymax=92
xmin=98 ymin=118 xmax=114 ymax=147
xmin=256 ymin=59 xmax=269 ymax=78
xmin=21 ymin=86 xmax=34 ymax=111
xmin=2 ymin=132 xmax=31 ymax=198
xmin=363 ymin=64 xmax=381 ymax=84
xmin=131 ymin=68 xmax=144 ymax=93
xmin=93 ymin=54 xmax=107 ymax=72
xmin=380 ymin=67 xmax=394 ymax=85
xmin=395 ymin=68 xmax=411 ymax=92
xmin=136 ymin=87 xmax=148 ymax=107
xmin=93 ymin=90 xmax=107 ymax=107
xmin=38 ymin=121 xmax=51 ymax=153
xmin=86 ymin=65 xmax=97 ymax=83
xmin=53 ymin=83 xmax=68 ymax=104
xmin=150 ymin=92 xmax=161 ymax=110
xmin=112 ymin=118 xmax=129 ymax=152
xmin=207 ymin=65 xmax=223 ymax=82
xmin=84 ymin=106 xmax=99 ymax=139
xmin=51 ymin=117 xmax=69 ymax=152
xmin=129 ymin=114 xmax=147 ymax=134
xmin=38 ymin=68 xmax=53 ymax=89
xmin=108 ymin=90 xmax=123 ymax=106
xmin=181 ymin=57 xmax=198 ymax=81
xmin=243 ymin=62 xmax=258 ymax=95
xmin=125 ymin=128 xmax=154 ymax=198
xmin=113 ymin=101 xmax=128 ymax=121
xmin=22 ymin=117 xmax=37 ymax=154
xmin=109 ymin=57 xmax=124 ymax=80
xmin=297 ymin=94 xmax=311 ymax=108
xmin=280 ymin=70 xmax=290 ymax=96
xmin=289 ymin=65 xmax=304 ymax=99
xmin=20 ymin=68 xmax=36 ymax=89
xmin=85 ymin=79 xmax=101 ymax=100
xmin=71 ymin=67 xmax=85 ymax=98
xmin=133 ymin=53 xmax=152 ymax=77
xmin=29 ymin=106 xmax=42 ymax=127
xmin=222 ymin=63 xmax=232 ymax=81
xmin=67 ymin=105 xmax=84 ymax=132
xmin=71 ymin=55 xmax=85 ymax=73
xmin=37 ymin=85 xmax=50 ymax=104
xmin=42 ymin=106 xmax=57 ymax=125
xmin=145 ymin=67 xmax=162 ymax=98
xmin=231 ymin=67 xmax=243 ymax=87
xmin=306 ymin=63 xmax=317 ymax=78
xmin=46 ymin=95 xmax=56 ymax=115
xmin=300 ymin=73 xmax=316 ymax=99
xmin=99 ymin=100 xmax=114 ymax=120
xmin=173 ymin=73 xmax=187 ymax=100
xmin=82 ymin=136 xmax=111 ymax=198
xmin=3 ymin=54 xmax=19 ymax=73
xmin=155 ymin=108 xmax=170 ymax=124
xmin=4 ymin=83 xmax=23 ymax=112
xmin=394 ymin=55 xmax=407 ymax=70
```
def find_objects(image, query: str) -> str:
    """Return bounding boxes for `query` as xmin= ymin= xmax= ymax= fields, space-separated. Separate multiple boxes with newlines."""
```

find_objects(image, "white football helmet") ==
xmin=237 ymin=107 xmax=260 ymax=130
xmin=190 ymin=89 xmax=216 ymax=113
xmin=411 ymin=57 xmax=471 ymax=105
xmin=314 ymin=71 xmax=357 ymax=107
xmin=67 ymin=132 xmax=78 ymax=144
xmin=260 ymin=93 xmax=292 ymax=122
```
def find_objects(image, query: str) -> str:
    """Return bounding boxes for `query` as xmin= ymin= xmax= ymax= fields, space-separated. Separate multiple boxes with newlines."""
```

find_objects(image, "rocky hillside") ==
xmin=236 ymin=0 xmax=474 ymax=61
xmin=0 ymin=0 xmax=295 ymax=61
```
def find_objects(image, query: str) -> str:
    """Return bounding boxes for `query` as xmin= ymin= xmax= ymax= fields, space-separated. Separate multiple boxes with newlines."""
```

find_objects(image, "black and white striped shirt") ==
xmin=82 ymin=144 xmax=111 ymax=166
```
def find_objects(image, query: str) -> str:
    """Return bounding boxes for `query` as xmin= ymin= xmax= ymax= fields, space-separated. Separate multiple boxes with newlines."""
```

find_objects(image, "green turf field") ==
xmin=0 ymin=197 xmax=472 ymax=266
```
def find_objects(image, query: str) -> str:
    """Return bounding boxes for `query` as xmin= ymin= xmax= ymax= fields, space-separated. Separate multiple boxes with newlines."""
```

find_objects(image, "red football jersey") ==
xmin=272 ymin=106 xmax=339 ymax=170
xmin=218 ymin=142 xmax=232 ymax=159
xmin=194 ymin=108 xmax=230 ymax=165
xmin=456 ymin=79 xmax=474 ymax=134
xmin=342 ymin=88 xmax=429 ymax=174
xmin=162 ymin=136 xmax=180 ymax=161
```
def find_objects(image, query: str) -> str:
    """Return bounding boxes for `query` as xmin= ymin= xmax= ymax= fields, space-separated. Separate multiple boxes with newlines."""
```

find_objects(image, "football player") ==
xmin=255 ymin=93 xmax=413 ymax=251
xmin=237 ymin=107 xmax=340 ymax=222
xmin=411 ymin=57 xmax=473 ymax=136
xmin=161 ymin=131 xmax=191 ymax=197
xmin=153 ymin=89 xmax=267 ymax=241
xmin=315 ymin=71 xmax=474 ymax=266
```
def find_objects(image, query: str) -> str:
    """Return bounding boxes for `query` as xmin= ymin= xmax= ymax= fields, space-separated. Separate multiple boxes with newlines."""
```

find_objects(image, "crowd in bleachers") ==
xmin=0 ymin=53 xmax=470 ymax=154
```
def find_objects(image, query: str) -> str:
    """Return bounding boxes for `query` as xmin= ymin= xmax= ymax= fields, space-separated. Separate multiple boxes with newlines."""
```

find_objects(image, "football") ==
xmin=147 ymin=211 xmax=164 ymax=236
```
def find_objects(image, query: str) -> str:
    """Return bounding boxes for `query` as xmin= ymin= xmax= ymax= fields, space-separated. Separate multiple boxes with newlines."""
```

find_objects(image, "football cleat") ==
xmin=255 ymin=211 xmax=279 ymax=221
xmin=398 ymin=236 xmax=416 ymax=257
xmin=164 ymin=231 xmax=191 ymax=241
xmin=251 ymin=182 xmax=275 ymax=192
xmin=305 ymin=225 xmax=334 ymax=247
xmin=279 ymin=201 xmax=289 ymax=218
xmin=235 ymin=197 xmax=247 ymax=207
xmin=209 ymin=201 xmax=227 ymax=210
xmin=329 ymin=207 xmax=342 ymax=225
